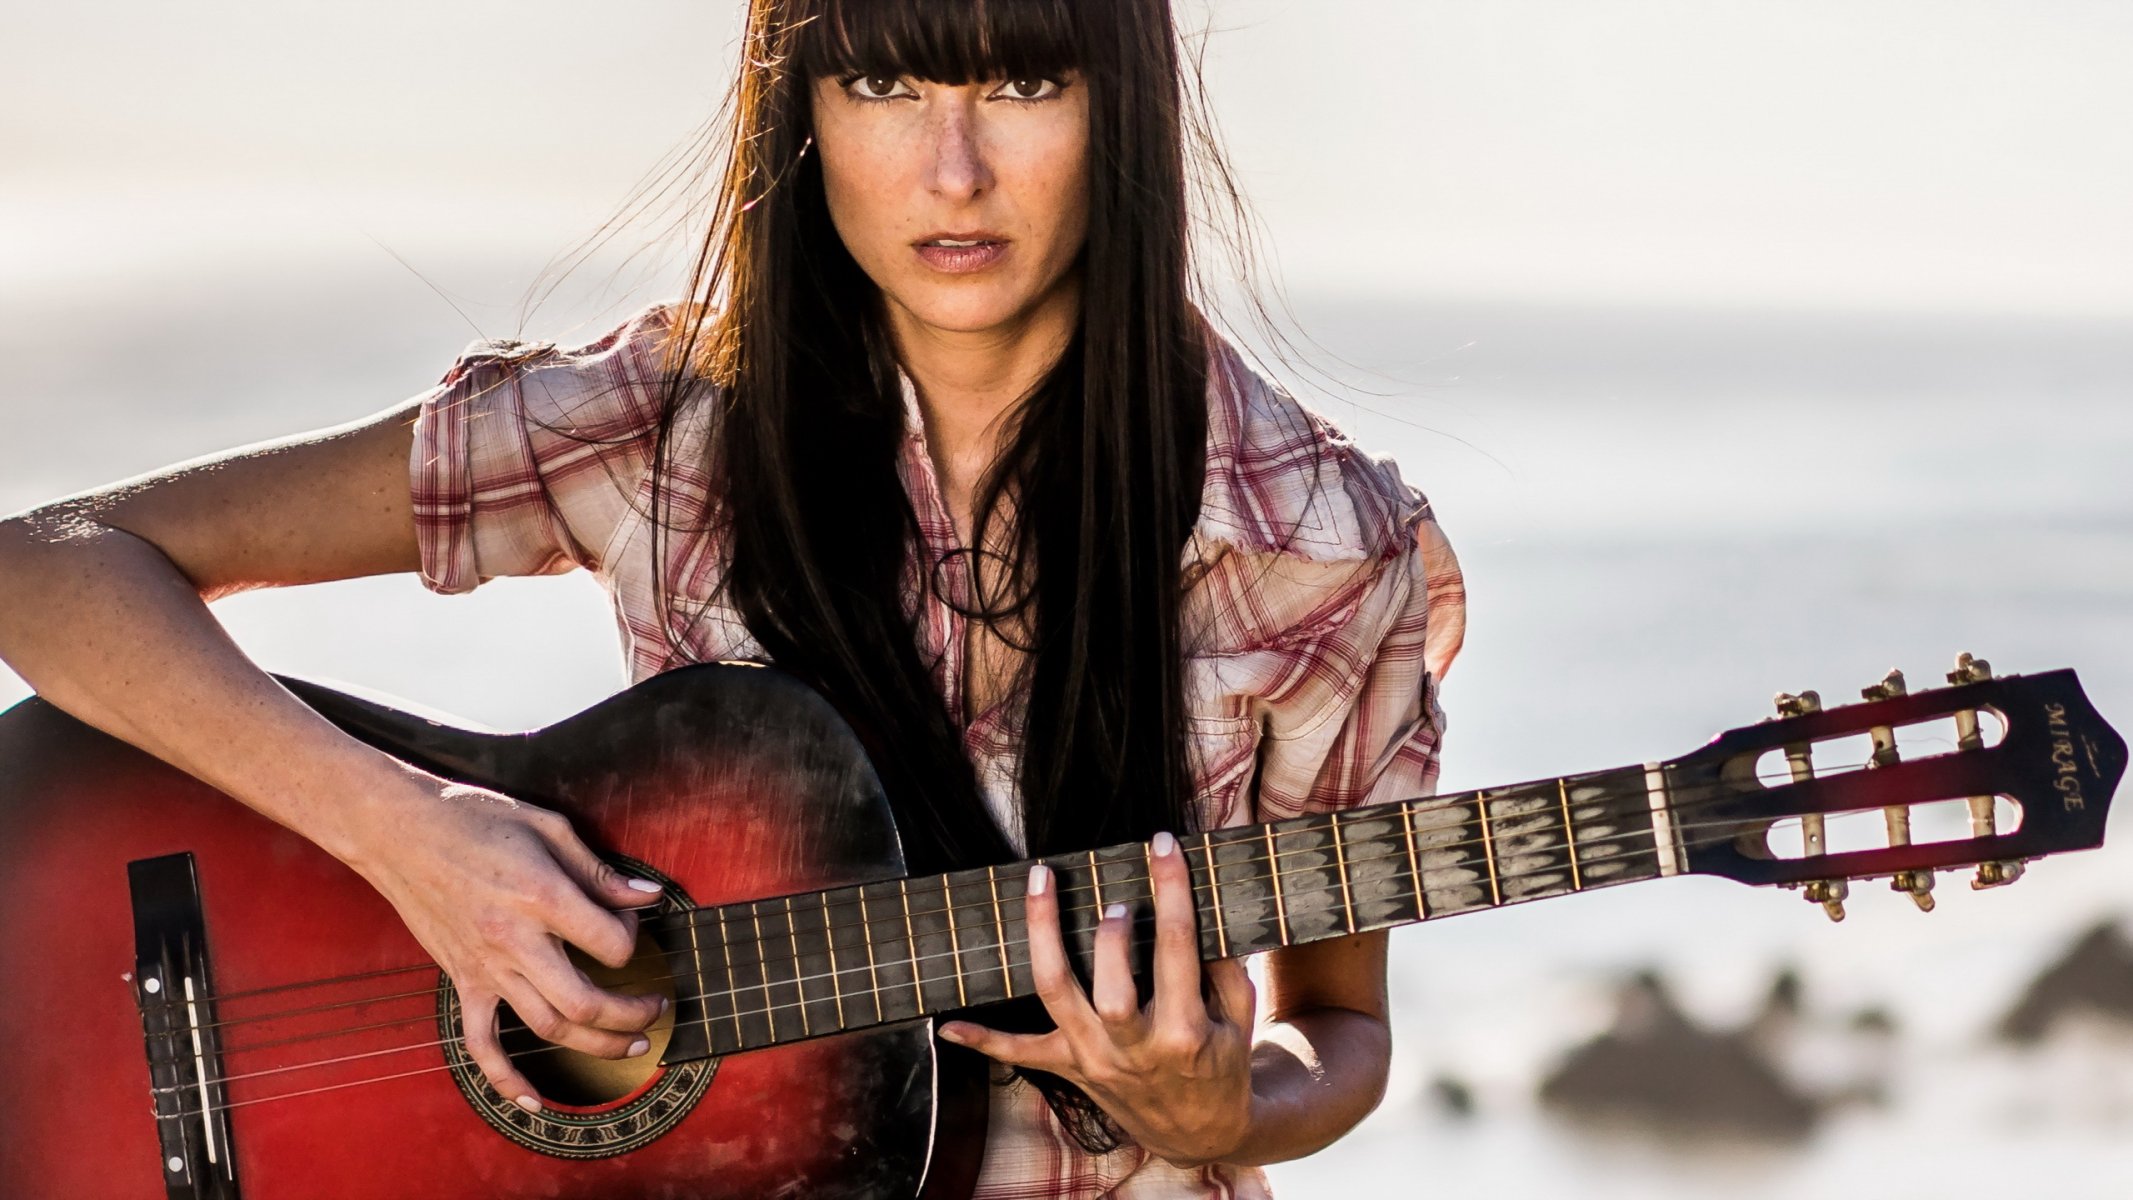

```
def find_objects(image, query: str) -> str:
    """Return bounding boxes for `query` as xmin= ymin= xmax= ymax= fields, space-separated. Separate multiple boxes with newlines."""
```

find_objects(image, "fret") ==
xmin=1264 ymin=815 xmax=1343 ymax=944
xmin=750 ymin=901 xmax=799 ymax=1043
xmin=1328 ymin=812 xmax=1357 ymax=935
xmin=1197 ymin=836 xmax=1230 ymax=958
xmin=823 ymin=887 xmax=881 ymax=1028
xmin=1412 ymin=794 xmax=1493 ymax=917
xmin=902 ymin=876 xmax=963 ymax=1014
xmin=939 ymin=876 xmax=967 ymax=1007
xmin=1398 ymin=799 xmax=1428 ymax=919
xmin=1475 ymin=792 xmax=1503 ymax=906
xmin=985 ymin=864 xmax=1015 ymax=997
xmin=1206 ymin=825 xmax=1283 ymax=952
xmin=1334 ymin=805 xmax=1424 ymax=932
xmin=944 ymin=868 xmax=1008 ymax=1006
xmin=1047 ymin=853 xmax=1103 ymax=969
xmin=781 ymin=896 xmax=811 ymax=1037
xmin=785 ymin=893 xmax=839 ymax=1036
xmin=1559 ymin=778 xmax=1583 ymax=891
xmin=720 ymin=905 xmax=773 ymax=1048
xmin=685 ymin=904 xmax=741 ymax=1056
xmin=859 ymin=881 xmax=922 ymax=1023
xmin=1095 ymin=843 xmax=1156 ymax=979
xmin=819 ymin=892 xmax=845 ymax=1028
xmin=1489 ymin=781 xmax=1580 ymax=903
xmin=1559 ymin=767 xmax=1670 ymax=889
xmin=1263 ymin=826 xmax=1291 ymax=946
xmin=1087 ymin=850 xmax=1105 ymax=910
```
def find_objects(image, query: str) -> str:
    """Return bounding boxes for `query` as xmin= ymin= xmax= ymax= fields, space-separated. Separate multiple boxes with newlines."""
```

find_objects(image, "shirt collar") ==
xmin=896 ymin=364 xmax=925 ymax=438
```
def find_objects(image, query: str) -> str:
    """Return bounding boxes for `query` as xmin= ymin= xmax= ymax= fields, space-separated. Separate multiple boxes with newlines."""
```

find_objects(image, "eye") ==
xmin=844 ymin=73 xmax=915 ymax=102
xmin=994 ymin=77 xmax=1064 ymax=103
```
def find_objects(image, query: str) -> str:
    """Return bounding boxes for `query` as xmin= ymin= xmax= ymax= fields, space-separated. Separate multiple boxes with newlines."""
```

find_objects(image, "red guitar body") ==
xmin=0 ymin=664 xmax=986 ymax=1199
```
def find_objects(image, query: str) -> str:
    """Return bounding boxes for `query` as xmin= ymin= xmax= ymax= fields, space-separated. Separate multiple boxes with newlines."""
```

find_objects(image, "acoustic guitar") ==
xmin=0 ymin=654 xmax=2119 ymax=1198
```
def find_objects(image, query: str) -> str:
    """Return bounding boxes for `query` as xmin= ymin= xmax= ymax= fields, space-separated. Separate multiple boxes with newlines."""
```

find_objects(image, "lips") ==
xmin=914 ymin=231 xmax=1009 ymax=247
xmin=913 ymin=233 xmax=1010 ymax=274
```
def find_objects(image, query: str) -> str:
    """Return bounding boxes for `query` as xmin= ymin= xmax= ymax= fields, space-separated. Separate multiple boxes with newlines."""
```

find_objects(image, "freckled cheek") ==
xmin=821 ymin=152 xmax=916 ymax=273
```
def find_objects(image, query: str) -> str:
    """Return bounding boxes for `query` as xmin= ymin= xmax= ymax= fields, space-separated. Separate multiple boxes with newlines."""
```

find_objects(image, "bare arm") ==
xmin=1231 ymin=931 xmax=1391 ymax=1165
xmin=0 ymin=403 xmax=426 ymax=843
xmin=0 ymin=402 xmax=663 ymax=1110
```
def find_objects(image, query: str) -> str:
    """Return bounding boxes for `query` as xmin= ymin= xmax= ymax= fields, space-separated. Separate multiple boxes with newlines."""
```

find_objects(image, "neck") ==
xmin=654 ymin=760 xmax=1689 ymax=1061
xmin=882 ymin=274 xmax=1080 ymax=501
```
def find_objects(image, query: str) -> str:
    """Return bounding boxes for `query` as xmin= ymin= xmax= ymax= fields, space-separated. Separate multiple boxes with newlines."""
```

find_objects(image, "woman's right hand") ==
xmin=325 ymin=761 xmax=669 ymax=1113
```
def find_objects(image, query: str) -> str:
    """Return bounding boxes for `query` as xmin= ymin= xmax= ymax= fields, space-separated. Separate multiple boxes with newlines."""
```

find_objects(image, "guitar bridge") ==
xmin=130 ymin=853 xmax=241 ymax=1200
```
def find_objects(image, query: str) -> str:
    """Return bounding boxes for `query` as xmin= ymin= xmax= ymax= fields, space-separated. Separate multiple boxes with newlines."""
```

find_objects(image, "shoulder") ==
xmin=1193 ymin=323 xmax=1432 ymax=570
xmin=429 ymin=300 xmax=685 ymax=444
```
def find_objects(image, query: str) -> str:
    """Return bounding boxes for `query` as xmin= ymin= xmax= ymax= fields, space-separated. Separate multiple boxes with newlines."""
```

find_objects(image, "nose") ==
xmin=924 ymin=95 xmax=993 ymax=202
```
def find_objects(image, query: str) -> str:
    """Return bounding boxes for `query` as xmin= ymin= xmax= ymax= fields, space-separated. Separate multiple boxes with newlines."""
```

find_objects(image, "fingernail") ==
xmin=659 ymin=995 xmax=671 ymax=1017
xmin=937 ymin=1023 xmax=967 ymax=1043
xmin=1152 ymin=831 xmax=1176 ymax=858
xmin=628 ymin=1037 xmax=651 ymax=1057
xmin=626 ymin=878 xmax=663 ymax=893
xmin=515 ymin=1095 xmax=542 ymax=1114
xmin=1028 ymin=863 xmax=1051 ymax=897
xmin=1105 ymin=902 xmax=1127 ymax=921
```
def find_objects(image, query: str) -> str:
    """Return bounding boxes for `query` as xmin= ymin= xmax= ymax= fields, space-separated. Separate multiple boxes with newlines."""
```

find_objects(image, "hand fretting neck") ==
xmin=656 ymin=764 xmax=1678 ymax=1059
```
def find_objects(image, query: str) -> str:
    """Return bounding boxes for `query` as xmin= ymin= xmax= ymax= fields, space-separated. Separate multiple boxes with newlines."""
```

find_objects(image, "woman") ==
xmin=0 ymin=0 xmax=1463 ymax=1195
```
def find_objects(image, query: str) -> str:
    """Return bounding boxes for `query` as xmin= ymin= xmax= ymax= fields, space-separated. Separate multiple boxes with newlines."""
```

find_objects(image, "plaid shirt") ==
xmin=410 ymin=302 xmax=1466 ymax=1199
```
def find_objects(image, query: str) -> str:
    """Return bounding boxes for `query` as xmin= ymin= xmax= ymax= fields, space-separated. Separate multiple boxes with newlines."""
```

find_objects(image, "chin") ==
xmin=890 ymin=284 xmax=1045 ymax=336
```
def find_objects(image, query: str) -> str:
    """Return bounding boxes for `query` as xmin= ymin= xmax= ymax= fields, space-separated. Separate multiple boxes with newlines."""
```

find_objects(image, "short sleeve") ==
xmin=408 ymin=303 xmax=675 ymax=595
xmin=1251 ymin=498 xmax=1467 ymax=822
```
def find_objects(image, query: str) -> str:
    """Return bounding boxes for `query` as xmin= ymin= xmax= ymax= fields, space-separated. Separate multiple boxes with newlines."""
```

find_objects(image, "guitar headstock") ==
xmin=1669 ymin=655 xmax=2125 ymax=921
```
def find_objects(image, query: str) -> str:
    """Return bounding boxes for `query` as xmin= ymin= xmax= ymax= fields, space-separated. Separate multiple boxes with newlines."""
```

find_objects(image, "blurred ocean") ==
xmin=2 ymin=276 xmax=2129 ymax=1194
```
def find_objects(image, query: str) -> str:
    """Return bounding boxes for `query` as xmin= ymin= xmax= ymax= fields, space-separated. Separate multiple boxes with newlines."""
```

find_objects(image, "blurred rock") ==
xmin=1998 ymin=919 xmax=2133 ymax=1044
xmin=1426 ymin=1074 xmax=1477 ymax=1120
xmin=1539 ymin=970 xmax=1819 ymax=1142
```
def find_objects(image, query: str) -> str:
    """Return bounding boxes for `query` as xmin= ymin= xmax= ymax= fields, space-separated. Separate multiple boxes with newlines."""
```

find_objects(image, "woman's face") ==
xmin=809 ymin=69 xmax=1090 ymax=341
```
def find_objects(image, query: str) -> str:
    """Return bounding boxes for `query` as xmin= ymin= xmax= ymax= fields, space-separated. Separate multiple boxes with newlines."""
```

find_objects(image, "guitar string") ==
xmin=149 ymin=764 xmax=1991 ymax=1050
xmin=160 ymin=822 xmax=1742 ymax=1110
xmin=152 ymin=806 xmax=1920 ymax=1103
xmin=140 ymin=752 xmax=1925 ymax=1028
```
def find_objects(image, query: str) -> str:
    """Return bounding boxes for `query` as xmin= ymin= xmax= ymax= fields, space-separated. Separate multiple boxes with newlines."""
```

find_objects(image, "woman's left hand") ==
xmin=937 ymin=831 xmax=1259 ymax=1167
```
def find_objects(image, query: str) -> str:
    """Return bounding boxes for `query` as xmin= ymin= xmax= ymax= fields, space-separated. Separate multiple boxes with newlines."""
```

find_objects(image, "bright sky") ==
xmin=4 ymin=0 xmax=2129 ymax=317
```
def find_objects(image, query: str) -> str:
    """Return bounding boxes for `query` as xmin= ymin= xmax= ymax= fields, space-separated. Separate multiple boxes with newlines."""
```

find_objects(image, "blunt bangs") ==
xmin=791 ymin=0 xmax=1083 ymax=86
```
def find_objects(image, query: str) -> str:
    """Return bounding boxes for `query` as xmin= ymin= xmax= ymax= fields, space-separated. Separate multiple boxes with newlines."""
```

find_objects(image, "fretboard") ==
xmin=655 ymin=763 xmax=1684 ymax=1059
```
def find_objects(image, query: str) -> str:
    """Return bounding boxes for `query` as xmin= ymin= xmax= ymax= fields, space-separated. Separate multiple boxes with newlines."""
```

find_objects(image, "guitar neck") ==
xmin=661 ymin=762 xmax=1683 ymax=1057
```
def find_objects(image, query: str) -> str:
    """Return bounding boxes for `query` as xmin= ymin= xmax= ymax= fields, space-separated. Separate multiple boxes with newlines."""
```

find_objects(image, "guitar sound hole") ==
xmin=496 ymin=926 xmax=679 ymax=1110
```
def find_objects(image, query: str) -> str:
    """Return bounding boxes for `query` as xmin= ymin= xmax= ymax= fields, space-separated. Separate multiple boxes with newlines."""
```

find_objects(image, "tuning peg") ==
xmin=1860 ymin=668 xmax=1907 ymax=706
xmin=1804 ymin=879 xmax=1848 ymax=922
xmin=1892 ymin=872 xmax=1936 ymax=911
xmin=1944 ymin=654 xmax=2013 ymax=888
xmin=1772 ymin=692 xmax=1837 ymax=909
xmin=1774 ymin=690 xmax=1822 ymax=718
xmin=1856 ymin=670 xmax=1935 ymax=911
xmin=1973 ymin=860 xmax=2025 ymax=890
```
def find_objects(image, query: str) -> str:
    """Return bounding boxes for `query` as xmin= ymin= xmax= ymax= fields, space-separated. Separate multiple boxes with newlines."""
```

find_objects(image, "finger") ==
xmin=1205 ymin=956 xmax=1257 ymax=1030
xmin=1089 ymin=901 xmax=1145 ymax=1035
xmin=517 ymin=940 xmax=666 ymax=1034
xmin=457 ymin=986 xmax=543 ymax=1113
xmin=935 ymin=1021 xmax=1077 ymax=1078
xmin=534 ymin=867 xmax=642 ymax=972
xmin=1024 ymin=863 xmax=1100 ymax=1039
xmin=1147 ymin=831 xmax=1204 ymax=1028
xmin=532 ymin=808 xmax=666 ymax=913
xmin=498 ymin=969 xmax=658 ymax=1060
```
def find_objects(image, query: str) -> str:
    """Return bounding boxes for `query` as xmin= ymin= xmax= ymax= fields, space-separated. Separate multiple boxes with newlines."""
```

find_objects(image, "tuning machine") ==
xmin=1774 ymin=690 xmax=1849 ymax=922
xmin=1860 ymin=669 xmax=1937 ymax=912
xmin=1946 ymin=653 xmax=2025 ymax=890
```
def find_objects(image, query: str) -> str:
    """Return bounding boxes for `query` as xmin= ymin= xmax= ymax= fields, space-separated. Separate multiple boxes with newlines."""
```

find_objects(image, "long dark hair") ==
xmin=639 ymin=0 xmax=1226 ymax=1149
